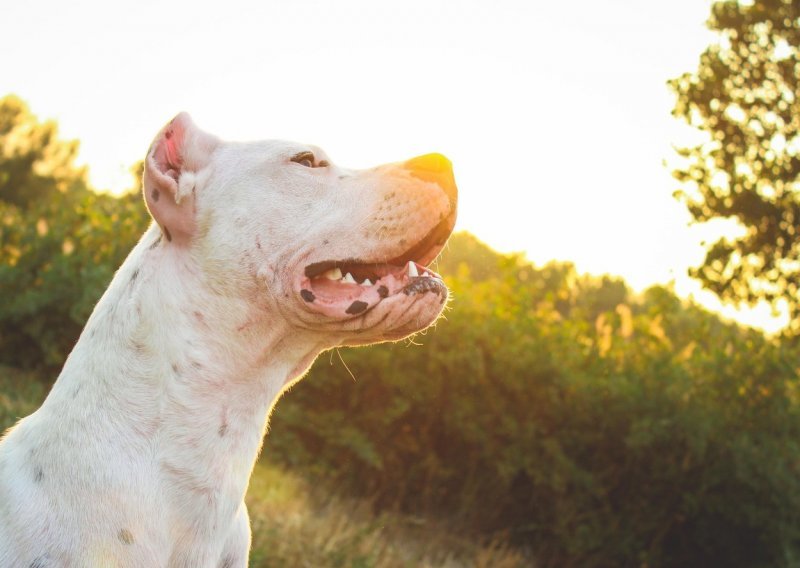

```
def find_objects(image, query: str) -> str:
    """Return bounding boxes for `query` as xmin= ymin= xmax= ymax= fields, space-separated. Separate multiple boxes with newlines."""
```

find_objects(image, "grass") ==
xmin=247 ymin=461 xmax=529 ymax=567
xmin=0 ymin=366 xmax=531 ymax=567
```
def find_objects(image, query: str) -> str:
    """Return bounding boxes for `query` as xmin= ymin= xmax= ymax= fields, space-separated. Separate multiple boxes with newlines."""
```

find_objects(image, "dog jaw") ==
xmin=287 ymin=164 xmax=456 ymax=342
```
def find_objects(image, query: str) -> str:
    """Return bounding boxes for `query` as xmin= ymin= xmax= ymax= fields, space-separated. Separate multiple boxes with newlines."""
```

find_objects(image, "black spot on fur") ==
xmin=34 ymin=466 xmax=43 ymax=482
xmin=118 ymin=528 xmax=134 ymax=545
xmin=148 ymin=234 xmax=163 ymax=250
xmin=377 ymin=286 xmax=389 ymax=299
xmin=300 ymin=289 xmax=315 ymax=302
xmin=172 ymin=363 xmax=179 ymax=373
xmin=346 ymin=301 xmax=368 ymax=315
xmin=163 ymin=226 xmax=172 ymax=242
xmin=219 ymin=555 xmax=235 ymax=568
xmin=151 ymin=188 xmax=160 ymax=202
xmin=29 ymin=555 xmax=50 ymax=568
xmin=218 ymin=422 xmax=228 ymax=437
xmin=130 ymin=269 xmax=140 ymax=283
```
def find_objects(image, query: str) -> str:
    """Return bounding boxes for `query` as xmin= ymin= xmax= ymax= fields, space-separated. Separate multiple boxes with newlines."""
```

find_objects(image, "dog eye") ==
xmin=291 ymin=151 xmax=316 ymax=168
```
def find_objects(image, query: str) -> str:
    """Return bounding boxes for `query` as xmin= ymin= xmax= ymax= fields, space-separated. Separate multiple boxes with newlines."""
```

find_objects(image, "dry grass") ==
xmin=247 ymin=462 xmax=531 ymax=568
xmin=0 ymin=367 xmax=531 ymax=567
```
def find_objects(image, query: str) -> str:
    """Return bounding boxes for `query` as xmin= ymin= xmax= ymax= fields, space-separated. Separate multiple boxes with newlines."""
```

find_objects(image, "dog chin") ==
xmin=337 ymin=289 xmax=448 ymax=346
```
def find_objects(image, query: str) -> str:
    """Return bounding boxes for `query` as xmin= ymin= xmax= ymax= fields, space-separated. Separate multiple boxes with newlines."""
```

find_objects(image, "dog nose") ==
xmin=403 ymin=153 xmax=457 ymax=205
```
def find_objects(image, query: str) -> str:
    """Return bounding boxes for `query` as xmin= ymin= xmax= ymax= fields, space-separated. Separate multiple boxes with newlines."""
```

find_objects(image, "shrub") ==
xmin=267 ymin=233 xmax=800 ymax=567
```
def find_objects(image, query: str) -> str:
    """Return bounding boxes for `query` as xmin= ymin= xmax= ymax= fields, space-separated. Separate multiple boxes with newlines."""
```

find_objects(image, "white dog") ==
xmin=0 ymin=114 xmax=457 ymax=567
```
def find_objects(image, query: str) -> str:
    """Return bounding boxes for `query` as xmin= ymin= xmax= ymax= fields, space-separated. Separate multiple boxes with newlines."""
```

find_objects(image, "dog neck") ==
xmin=48 ymin=226 xmax=322 ymax=520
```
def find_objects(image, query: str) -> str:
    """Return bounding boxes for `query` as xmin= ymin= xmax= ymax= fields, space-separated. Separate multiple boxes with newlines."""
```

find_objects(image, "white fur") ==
xmin=0 ymin=115 xmax=455 ymax=567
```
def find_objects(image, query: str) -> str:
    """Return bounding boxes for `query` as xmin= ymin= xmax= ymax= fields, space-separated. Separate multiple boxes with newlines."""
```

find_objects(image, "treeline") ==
xmin=267 ymin=234 xmax=800 ymax=567
xmin=2 ymin=96 xmax=800 ymax=567
xmin=0 ymin=96 xmax=149 ymax=367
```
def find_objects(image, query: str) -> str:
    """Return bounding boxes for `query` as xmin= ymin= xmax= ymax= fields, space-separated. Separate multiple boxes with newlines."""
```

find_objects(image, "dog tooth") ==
xmin=323 ymin=267 xmax=343 ymax=280
xmin=361 ymin=278 xmax=373 ymax=286
xmin=407 ymin=261 xmax=419 ymax=278
xmin=343 ymin=272 xmax=356 ymax=284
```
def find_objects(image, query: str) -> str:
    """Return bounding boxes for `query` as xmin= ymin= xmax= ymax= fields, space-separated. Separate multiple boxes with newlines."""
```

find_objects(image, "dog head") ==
xmin=143 ymin=113 xmax=457 ymax=346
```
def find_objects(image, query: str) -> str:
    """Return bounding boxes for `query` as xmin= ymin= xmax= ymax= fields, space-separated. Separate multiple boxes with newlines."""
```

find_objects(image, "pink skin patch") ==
xmin=154 ymin=123 xmax=185 ymax=180
xmin=142 ymin=113 xmax=214 ymax=247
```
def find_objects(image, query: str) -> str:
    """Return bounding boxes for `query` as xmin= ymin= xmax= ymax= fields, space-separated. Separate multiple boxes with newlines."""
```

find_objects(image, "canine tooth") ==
xmin=407 ymin=262 xmax=419 ymax=278
xmin=361 ymin=278 xmax=373 ymax=286
xmin=343 ymin=272 xmax=356 ymax=284
xmin=323 ymin=267 xmax=343 ymax=280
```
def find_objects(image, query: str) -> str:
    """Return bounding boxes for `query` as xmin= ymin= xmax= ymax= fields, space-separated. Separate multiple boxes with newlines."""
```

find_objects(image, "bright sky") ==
xmin=0 ymin=0 xmax=788 ymax=332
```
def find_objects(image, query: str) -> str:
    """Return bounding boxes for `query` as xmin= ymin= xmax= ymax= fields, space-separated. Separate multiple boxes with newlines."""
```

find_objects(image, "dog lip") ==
xmin=304 ymin=258 xmax=367 ymax=279
xmin=302 ymin=216 xmax=453 ymax=280
xmin=386 ymin=216 xmax=453 ymax=268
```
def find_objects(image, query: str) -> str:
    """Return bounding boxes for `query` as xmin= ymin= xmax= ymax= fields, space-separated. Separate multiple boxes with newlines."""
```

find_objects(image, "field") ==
xmin=0 ymin=366 xmax=529 ymax=567
xmin=246 ymin=463 xmax=527 ymax=567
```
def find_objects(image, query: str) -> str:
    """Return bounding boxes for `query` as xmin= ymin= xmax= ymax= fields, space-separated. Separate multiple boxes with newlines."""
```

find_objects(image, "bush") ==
xmin=0 ymin=366 xmax=48 ymax=433
xmin=3 ymin=97 xmax=799 ymax=566
xmin=266 ymin=233 xmax=800 ymax=567
xmin=0 ymin=95 xmax=149 ymax=368
xmin=0 ymin=186 xmax=149 ymax=368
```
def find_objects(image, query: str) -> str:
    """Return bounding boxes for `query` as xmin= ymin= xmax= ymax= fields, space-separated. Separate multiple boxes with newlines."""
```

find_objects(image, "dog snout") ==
xmin=403 ymin=153 xmax=457 ymax=208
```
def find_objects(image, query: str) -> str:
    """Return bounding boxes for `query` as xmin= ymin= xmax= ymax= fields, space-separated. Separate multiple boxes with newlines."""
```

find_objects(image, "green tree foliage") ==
xmin=0 ymin=96 xmax=149 ymax=368
xmin=670 ymin=0 xmax=800 ymax=335
xmin=0 ymin=95 xmax=86 ymax=208
xmin=2 ymin=99 xmax=799 ymax=566
xmin=267 ymin=233 xmax=800 ymax=568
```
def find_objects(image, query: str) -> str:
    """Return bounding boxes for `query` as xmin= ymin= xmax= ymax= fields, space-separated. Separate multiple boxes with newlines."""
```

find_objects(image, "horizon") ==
xmin=0 ymin=0 xmax=788 ymax=333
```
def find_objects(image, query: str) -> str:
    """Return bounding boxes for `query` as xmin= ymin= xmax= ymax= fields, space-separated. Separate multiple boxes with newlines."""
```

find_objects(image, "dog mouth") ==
xmin=299 ymin=218 xmax=451 ymax=317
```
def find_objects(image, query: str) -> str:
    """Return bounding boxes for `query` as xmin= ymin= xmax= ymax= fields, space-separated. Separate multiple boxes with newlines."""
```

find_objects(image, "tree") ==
xmin=0 ymin=95 xmax=86 ymax=208
xmin=0 ymin=96 xmax=149 ymax=368
xmin=267 ymin=231 xmax=800 ymax=567
xmin=670 ymin=0 xmax=800 ymax=335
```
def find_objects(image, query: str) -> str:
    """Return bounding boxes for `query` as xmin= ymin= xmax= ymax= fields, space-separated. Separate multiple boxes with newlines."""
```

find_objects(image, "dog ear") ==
xmin=143 ymin=113 xmax=219 ymax=245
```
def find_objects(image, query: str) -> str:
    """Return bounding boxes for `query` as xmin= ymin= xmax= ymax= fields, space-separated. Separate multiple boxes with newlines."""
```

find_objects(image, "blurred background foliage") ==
xmin=1 ymin=95 xmax=799 ymax=567
xmin=269 ymin=237 xmax=800 ymax=567
xmin=671 ymin=0 xmax=800 ymax=335
xmin=2 ymin=1 xmax=800 ymax=562
xmin=0 ymin=95 xmax=149 ymax=367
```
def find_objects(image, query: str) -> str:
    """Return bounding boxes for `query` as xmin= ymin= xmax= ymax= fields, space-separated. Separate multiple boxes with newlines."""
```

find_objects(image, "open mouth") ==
xmin=299 ymin=218 xmax=451 ymax=316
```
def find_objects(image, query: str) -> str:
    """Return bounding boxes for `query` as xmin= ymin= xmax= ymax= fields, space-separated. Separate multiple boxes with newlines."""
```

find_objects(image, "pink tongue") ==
xmin=311 ymin=278 xmax=363 ymax=299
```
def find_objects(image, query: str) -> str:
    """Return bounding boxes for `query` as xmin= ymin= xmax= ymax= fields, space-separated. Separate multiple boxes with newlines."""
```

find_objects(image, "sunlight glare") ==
xmin=0 ymin=0 xmax=787 ymax=333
